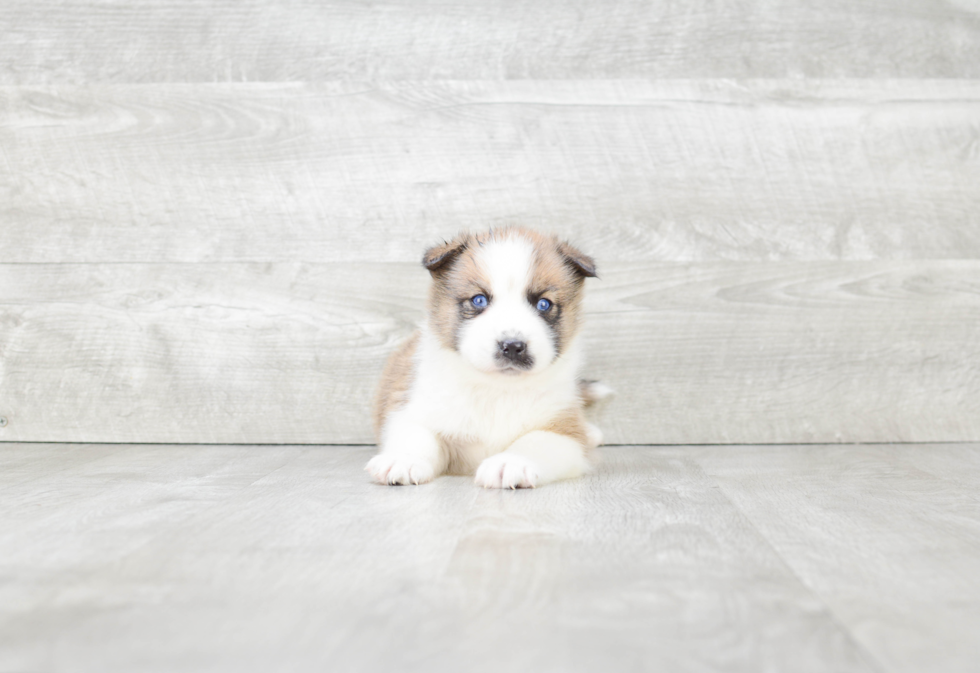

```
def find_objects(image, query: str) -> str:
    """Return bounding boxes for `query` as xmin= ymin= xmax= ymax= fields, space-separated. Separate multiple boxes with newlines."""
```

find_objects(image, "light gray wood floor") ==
xmin=2 ymin=442 xmax=978 ymax=672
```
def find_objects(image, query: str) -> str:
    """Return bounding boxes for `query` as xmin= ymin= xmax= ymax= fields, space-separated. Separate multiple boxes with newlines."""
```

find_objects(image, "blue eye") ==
xmin=471 ymin=294 xmax=488 ymax=308
xmin=536 ymin=298 xmax=552 ymax=311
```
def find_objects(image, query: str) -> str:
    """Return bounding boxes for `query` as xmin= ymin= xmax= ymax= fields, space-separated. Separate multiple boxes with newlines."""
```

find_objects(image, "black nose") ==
xmin=498 ymin=339 xmax=527 ymax=361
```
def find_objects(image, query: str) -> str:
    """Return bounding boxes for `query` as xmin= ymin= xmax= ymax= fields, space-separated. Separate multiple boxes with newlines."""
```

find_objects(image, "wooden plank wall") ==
xmin=1 ymin=1 xmax=978 ymax=444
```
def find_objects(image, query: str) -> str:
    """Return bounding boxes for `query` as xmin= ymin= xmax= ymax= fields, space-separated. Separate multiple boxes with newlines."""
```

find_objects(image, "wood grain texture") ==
xmin=0 ymin=443 xmax=885 ymax=672
xmin=2 ymin=260 xmax=977 ymax=445
xmin=590 ymin=260 xmax=980 ymax=445
xmin=2 ymin=0 xmax=980 ymax=83
xmin=696 ymin=443 xmax=980 ymax=673
xmin=2 ymin=81 xmax=980 ymax=264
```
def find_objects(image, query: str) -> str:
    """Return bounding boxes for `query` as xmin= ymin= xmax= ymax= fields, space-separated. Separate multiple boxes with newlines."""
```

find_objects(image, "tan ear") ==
xmin=422 ymin=236 xmax=468 ymax=274
xmin=557 ymin=241 xmax=597 ymax=278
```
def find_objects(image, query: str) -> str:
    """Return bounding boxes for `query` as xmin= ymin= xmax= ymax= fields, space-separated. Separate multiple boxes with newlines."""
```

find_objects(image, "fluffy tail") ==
xmin=578 ymin=379 xmax=614 ymax=408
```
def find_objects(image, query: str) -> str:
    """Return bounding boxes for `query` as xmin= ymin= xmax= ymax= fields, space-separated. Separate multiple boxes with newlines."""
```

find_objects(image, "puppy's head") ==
xmin=423 ymin=228 xmax=596 ymax=375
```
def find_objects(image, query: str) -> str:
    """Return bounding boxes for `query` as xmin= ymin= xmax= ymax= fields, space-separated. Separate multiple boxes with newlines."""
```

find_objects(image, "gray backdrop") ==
xmin=1 ymin=1 xmax=978 ymax=445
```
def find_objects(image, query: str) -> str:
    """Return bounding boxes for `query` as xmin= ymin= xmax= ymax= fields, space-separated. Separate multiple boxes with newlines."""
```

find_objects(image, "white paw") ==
xmin=365 ymin=454 xmax=435 ymax=485
xmin=474 ymin=453 xmax=539 ymax=490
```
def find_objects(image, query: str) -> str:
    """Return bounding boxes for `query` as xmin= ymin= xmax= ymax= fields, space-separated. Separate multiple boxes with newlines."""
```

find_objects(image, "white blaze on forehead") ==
xmin=455 ymin=232 xmax=557 ymax=374
xmin=476 ymin=235 xmax=534 ymax=298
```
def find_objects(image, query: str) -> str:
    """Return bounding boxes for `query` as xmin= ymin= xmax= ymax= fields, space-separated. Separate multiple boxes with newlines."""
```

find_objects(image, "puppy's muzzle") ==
xmin=496 ymin=339 xmax=533 ymax=370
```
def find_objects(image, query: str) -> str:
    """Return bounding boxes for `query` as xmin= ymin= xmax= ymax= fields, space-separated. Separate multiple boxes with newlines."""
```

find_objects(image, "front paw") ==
xmin=365 ymin=454 xmax=435 ymax=485
xmin=475 ymin=453 xmax=539 ymax=489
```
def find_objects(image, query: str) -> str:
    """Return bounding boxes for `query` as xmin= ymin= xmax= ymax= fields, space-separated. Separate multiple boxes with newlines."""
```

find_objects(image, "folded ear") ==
xmin=422 ymin=236 xmax=468 ymax=274
xmin=557 ymin=241 xmax=597 ymax=278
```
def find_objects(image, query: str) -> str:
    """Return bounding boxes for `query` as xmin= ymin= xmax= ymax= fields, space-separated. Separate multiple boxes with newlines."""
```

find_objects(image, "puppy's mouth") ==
xmin=493 ymin=346 xmax=535 ymax=374
xmin=493 ymin=361 xmax=533 ymax=375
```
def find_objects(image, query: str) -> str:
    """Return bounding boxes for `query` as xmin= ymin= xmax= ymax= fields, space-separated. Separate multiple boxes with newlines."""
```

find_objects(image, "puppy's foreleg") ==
xmin=475 ymin=431 xmax=589 ymax=489
xmin=366 ymin=410 xmax=445 ymax=485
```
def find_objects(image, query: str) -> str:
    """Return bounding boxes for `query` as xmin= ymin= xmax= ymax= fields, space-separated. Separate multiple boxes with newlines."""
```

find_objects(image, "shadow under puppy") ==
xmin=367 ymin=227 xmax=610 ymax=489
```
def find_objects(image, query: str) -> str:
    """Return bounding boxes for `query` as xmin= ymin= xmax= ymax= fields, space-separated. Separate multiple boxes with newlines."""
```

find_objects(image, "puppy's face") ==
xmin=423 ymin=228 xmax=596 ymax=376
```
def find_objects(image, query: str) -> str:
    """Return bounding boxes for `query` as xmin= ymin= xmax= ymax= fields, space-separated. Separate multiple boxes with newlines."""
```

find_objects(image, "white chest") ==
xmin=410 ymin=331 xmax=581 ymax=457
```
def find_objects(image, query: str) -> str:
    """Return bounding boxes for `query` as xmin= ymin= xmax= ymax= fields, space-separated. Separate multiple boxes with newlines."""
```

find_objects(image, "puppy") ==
xmin=366 ymin=227 xmax=609 ymax=489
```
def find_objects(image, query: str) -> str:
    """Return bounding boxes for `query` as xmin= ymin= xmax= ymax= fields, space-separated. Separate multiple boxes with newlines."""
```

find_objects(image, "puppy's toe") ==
xmin=474 ymin=455 xmax=503 ymax=489
xmin=365 ymin=454 xmax=435 ymax=485
xmin=475 ymin=453 xmax=538 ymax=490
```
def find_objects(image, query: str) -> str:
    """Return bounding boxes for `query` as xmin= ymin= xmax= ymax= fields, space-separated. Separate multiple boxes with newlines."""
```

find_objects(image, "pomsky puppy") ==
xmin=366 ymin=227 xmax=609 ymax=489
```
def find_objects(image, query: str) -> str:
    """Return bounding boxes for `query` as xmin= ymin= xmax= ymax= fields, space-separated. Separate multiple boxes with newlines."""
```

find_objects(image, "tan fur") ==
xmin=540 ymin=407 xmax=591 ymax=447
xmin=523 ymin=229 xmax=590 ymax=353
xmin=442 ymin=436 xmax=478 ymax=476
xmin=425 ymin=233 xmax=489 ymax=350
xmin=372 ymin=332 xmax=419 ymax=441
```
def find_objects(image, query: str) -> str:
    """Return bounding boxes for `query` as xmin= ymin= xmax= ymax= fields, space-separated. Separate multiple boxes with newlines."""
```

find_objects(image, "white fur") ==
xmin=583 ymin=381 xmax=615 ymax=402
xmin=474 ymin=431 xmax=590 ymax=489
xmin=366 ymin=234 xmax=594 ymax=489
